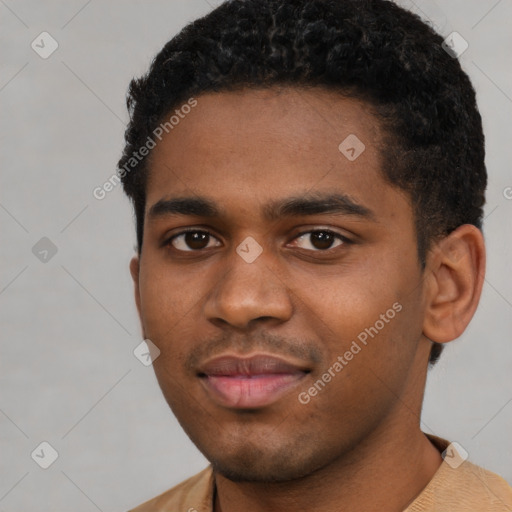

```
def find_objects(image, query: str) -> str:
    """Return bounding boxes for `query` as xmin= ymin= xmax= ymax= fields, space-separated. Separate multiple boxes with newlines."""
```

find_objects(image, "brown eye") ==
xmin=310 ymin=231 xmax=336 ymax=249
xmin=170 ymin=230 xmax=221 ymax=251
xmin=293 ymin=230 xmax=345 ymax=251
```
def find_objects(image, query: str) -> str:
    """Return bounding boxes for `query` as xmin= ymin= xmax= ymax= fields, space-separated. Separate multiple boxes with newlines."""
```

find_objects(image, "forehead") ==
xmin=145 ymin=87 xmax=407 ymax=222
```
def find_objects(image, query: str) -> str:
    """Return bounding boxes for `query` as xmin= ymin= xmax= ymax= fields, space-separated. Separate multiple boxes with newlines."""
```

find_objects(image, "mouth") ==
xmin=197 ymin=354 xmax=311 ymax=409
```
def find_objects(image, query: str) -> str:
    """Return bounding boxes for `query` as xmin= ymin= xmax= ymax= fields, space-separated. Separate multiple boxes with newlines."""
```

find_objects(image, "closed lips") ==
xmin=198 ymin=354 xmax=310 ymax=409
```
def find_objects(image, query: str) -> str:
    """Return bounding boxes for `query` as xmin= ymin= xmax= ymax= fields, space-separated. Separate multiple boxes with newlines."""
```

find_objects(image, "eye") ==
xmin=292 ymin=230 xmax=348 ymax=251
xmin=168 ymin=230 xmax=221 ymax=251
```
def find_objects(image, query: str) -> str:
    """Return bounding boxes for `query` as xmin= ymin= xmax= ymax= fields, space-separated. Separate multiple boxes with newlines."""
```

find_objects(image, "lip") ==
xmin=198 ymin=354 xmax=310 ymax=409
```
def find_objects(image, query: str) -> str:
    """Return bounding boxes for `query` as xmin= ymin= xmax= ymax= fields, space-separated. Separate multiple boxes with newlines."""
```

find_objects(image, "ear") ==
xmin=130 ymin=255 xmax=145 ymax=337
xmin=422 ymin=224 xmax=485 ymax=343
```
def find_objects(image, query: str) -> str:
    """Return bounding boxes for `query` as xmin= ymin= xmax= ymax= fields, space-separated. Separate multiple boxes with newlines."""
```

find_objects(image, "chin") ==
xmin=205 ymin=440 xmax=331 ymax=483
xmin=211 ymin=458 xmax=313 ymax=483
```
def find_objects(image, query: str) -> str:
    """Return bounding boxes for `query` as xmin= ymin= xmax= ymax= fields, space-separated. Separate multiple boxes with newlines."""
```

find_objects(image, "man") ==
xmin=119 ymin=0 xmax=512 ymax=510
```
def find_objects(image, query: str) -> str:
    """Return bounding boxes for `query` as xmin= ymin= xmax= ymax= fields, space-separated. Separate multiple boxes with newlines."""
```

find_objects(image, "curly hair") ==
xmin=118 ymin=0 xmax=487 ymax=365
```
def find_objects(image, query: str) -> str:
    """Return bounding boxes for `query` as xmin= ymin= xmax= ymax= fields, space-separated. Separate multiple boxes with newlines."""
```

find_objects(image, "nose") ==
xmin=203 ymin=251 xmax=293 ymax=330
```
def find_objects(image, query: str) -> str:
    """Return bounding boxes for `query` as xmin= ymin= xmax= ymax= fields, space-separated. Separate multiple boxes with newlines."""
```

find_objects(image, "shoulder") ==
xmin=407 ymin=439 xmax=512 ymax=511
xmin=128 ymin=466 xmax=214 ymax=512
xmin=445 ymin=461 xmax=512 ymax=510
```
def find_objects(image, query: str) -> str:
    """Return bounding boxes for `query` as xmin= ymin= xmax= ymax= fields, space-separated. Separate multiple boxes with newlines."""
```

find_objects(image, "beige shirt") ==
xmin=129 ymin=437 xmax=512 ymax=511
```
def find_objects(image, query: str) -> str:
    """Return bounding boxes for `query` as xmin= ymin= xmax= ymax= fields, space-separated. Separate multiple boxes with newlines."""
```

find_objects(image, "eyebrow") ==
xmin=147 ymin=193 xmax=376 ymax=222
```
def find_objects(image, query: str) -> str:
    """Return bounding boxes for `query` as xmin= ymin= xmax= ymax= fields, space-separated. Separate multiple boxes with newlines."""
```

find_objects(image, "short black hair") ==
xmin=118 ymin=0 xmax=487 ymax=365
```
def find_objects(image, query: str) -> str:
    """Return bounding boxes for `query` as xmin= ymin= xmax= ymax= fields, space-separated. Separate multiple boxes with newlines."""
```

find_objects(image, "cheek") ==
xmin=138 ymin=260 xmax=197 ymax=341
xmin=291 ymin=298 xmax=423 ymax=443
xmin=294 ymin=252 xmax=423 ymax=379
xmin=138 ymin=281 xmax=168 ymax=338
xmin=296 ymin=267 xmax=400 ymax=343
xmin=137 ymin=260 xmax=216 ymax=395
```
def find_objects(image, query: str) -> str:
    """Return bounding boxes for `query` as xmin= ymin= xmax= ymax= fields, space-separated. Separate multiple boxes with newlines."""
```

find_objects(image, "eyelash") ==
xmin=164 ymin=227 xmax=352 ymax=253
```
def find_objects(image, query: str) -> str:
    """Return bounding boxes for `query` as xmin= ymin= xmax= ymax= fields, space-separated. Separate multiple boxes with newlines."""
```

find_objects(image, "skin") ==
xmin=130 ymin=87 xmax=485 ymax=512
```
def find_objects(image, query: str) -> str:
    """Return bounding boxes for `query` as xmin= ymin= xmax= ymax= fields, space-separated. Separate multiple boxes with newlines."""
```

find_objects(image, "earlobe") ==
xmin=422 ymin=225 xmax=485 ymax=344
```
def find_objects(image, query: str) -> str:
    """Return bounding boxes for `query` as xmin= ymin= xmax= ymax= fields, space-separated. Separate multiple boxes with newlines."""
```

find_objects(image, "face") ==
xmin=131 ymin=87 xmax=432 ymax=482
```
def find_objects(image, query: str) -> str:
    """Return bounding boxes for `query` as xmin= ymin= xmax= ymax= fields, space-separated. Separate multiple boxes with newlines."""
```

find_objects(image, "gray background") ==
xmin=1 ymin=0 xmax=511 ymax=510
